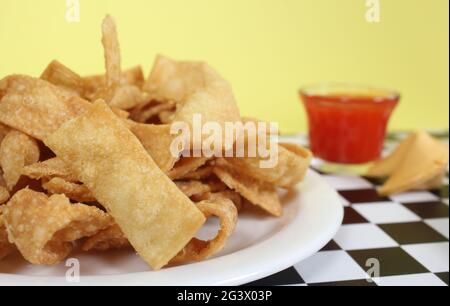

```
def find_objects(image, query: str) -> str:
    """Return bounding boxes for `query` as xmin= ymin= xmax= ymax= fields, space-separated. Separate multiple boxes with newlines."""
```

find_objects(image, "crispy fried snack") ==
xmin=83 ymin=66 xmax=144 ymax=98
xmin=0 ymin=211 xmax=15 ymax=261
xmin=213 ymin=164 xmax=282 ymax=217
xmin=89 ymin=16 xmax=143 ymax=110
xmin=175 ymin=181 xmax=211 ymax=198
xmin=0 ymin=186 xmax=10 ymax=205
xmin=40 ymin=60 xmax=85 ymax=97
xmin=3 ymin=189 xmax=113 ymax=265
xmin=168 ymin=157 xmax=210 ymax=180
xmin=22 ymin=157 xmax=77 ymax=182
xmin=45 ymin=101 xmax=205 ymax=269
xmin=42 ymin=177 xmax=96 ymax=203
xmin=82 ymin=224 xmax=130 ymax=251
xmin=144 ymin=55 xmax=242 ymax=150
xmin=170 ymin=196 xmax=238 ymax=264
xmin=131 ymin=124 xmax=180 ymax=172
xmin=0 ymin=75 xmax=90 ymax=140
xmin=225 ymin=143 xmax=312 ymax=188
xmin=0 ymin=130 xmax=40 ymax=190
xmin=367 ymin=131 xmax=449 ymax=195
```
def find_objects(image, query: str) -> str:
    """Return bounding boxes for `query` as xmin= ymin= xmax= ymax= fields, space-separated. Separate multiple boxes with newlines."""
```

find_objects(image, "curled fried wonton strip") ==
xmin=175 ymin=181 xmax=211 ymax=198
xmin=213 ymin=165 xmax=282 ymax=217
xmin=42 ymin=177 xmax=96 ymax=203
xmin=144 ymin=55 xmax=241 ymax=151
xmin=3 ymin=189 xmax=113 ymax=265
xmin=170 ymin=196 xmax=238 ymax=265
xmin=168 ymin=157 xmax=210 ymax=180
xmin=40 ymin=60 xmax=85 ymax=97
xmin=89 ymin=16 xmax=144 ymax=110
xmin=224 ymin=143 xmax=312 ymax=189
xmin=0 ymin=130 xmax=40 ymax=190
xmin=22 ymin=157 xmax=78 ymax=182
xmin=82 ymin=224 xmax=130 ymax=251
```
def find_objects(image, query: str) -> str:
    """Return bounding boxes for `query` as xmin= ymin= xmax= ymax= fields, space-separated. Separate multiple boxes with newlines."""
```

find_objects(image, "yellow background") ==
xmin=0 ymin=0 xmax=448 ymax=133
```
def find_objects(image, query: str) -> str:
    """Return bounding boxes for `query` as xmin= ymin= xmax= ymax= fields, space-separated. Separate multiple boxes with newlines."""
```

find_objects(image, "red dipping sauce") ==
xmin=301 ymin=84 xmax=399 ymax=164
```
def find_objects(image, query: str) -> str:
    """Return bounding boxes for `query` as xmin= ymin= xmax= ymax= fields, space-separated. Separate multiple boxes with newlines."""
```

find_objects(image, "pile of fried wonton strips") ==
xmin=0 ymin=16 xmax=312 ymax=270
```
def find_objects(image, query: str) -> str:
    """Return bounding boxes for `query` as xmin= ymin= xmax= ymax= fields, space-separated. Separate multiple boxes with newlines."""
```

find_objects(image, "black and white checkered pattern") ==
xmin=246 ymin=132 xmax=449 ymax=286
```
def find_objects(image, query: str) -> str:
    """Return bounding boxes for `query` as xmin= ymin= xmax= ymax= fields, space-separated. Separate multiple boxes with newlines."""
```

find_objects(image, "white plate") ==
xmin=0 ymin=169 xmax=343 ymax=286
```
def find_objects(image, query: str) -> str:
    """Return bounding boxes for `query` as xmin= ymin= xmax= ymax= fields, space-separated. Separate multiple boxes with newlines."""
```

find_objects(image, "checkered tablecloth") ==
xmin=247 ymin=131 xmax=449 ymax=287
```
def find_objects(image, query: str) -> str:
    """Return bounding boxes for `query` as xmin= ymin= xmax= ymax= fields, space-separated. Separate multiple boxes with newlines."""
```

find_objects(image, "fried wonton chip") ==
xmin=83 ymin=66 xmax=145 ymax=98
xmin=88 ymin=16 xmax=143 ymax=110
xmin=145 ymin=55 xmax=241 ymax=150
xmin=168 ymin=157 xmax=210 ymax=180
xmin=82 ymin=224 xmax=130 ymax=251
xmin=22 ymin=157 xmax=77 ymax=182
xmin=108 ymin=84 xmax=144 ymax=110
xmin=175 ymin=181 xmax=211 ymax=198
xmin=130 ymin=100 xmax=176 ymax=123
xmin=0 ymin=123 xmax=10 ymax=144
xmin=42 ymin=177 xmax=96 ymax=203
xmin=0 ymin=213 xmax=15 ymax=261
xmin=40 ymin=60 xmax=85 ymax=97
xmin=367 ymin=131 xmax=449 ymax=195
xmin=131 ymin=124 xmax=181 ymax=172
xmin=0 ymin=130 xmax=40 ymax=190
xmin=225 ymin=143 xmax=312 ymax=189
xmin=44 ymin=101 xmax=205 ymax=269
xmin=194 ymin=191 xmax=243 ymax=212
xmin=102 ymin=15 xmax=121 ymax=100
xmin=170 ymin=196 xmax=238 ymax=265
xmin=0 ymin=186 xmax=10 ymax=205
xmin=213 ymin=165 xmax=282 ymax=217
xmin=0 ymin=75 xmax=91 ymax=140
xmin=158 ymin=110 xmax=176 ymax=124
xmin=176 ymin=166 xmax=214 ymax=181
xmin=3 ymin=189 xmax=113 ymax=265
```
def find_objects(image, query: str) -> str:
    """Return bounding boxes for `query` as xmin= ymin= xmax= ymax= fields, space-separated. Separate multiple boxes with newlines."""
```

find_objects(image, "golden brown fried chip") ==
xmin=22 ymin=157 xmax=77 ymax=182
xmin=109 ymin=85 xmax=144 ymax=110
xmin=177 ymin=166 xmax=214 ymax=181
xmin=0 ymin=213 xmax=15 ymax=261
xmin=195 ymin=191 xmax=243 ymax=212
xmin=224 ymin=143 xmax=311 ymax=189
xmin=213 ymin=166 xmax=282 ymax=217
xmin=170 ymin=196 xmax=238 ymax=265
xmin=40 ymin=60 xmax=85 ymax=97
xmin=44 ymin=101 xmax=205 ymax=269
xmin=144 ymin=55 xmax=241 ymax=150
xmin=130 ymin=100 xmax=176 ymax=123
xmin=0 ymin=75 xmax=91 ymax=140
xmin=0 ymin=123 xmax=10 ymax=144
xmin=131 ymin=124 xmax=181 ymax=172
xmin=0 ymin=130 xmax=40 ymax=190
xmin=82 ymin=224 xmax=131 ymax=251
xmin=168 ymin=157 xmax=210 ymax=180
xmin=175 ymin=181 xmax=211 ymax=198
xmin=102 ymin=15 xmax=121 ymax=99
xmin=42 ymin=177 xmax=96 ymax=203
xmin=87 ymin=16 xmax=143 ymax=110
xmin=158 ymin=110 xmax=176 ymax=124
xmin=83 ymin=66 xmax=144 ymax=98
xmin=3 ymin=189 xmax=113 ymax=265
xmin=0 ymin=186 xmax=10 ymax=205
